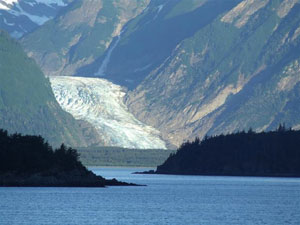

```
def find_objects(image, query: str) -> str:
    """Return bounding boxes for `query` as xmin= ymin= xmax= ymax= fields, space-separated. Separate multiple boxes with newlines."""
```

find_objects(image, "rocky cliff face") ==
xmin=125 ymin=0 xmax=300 ymax=147
xmin=21 ymin=0 xmax=149 ymax=77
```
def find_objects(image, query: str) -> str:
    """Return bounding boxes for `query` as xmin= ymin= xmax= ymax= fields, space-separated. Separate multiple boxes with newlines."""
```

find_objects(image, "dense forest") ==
xmin=78 ymin=146 xmax=175 ymax=167
xmin=0 ymin=129 xmax=85 ymax=174
xmin=156 ymin=126 xmax=300 ymax=177
xmin=0 ymin=129 xmax=136 ymax=187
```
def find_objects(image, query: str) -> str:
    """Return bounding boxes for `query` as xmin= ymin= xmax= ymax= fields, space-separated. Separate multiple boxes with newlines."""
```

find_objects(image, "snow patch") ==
xmin=0 ymin=0 xmax=68 ymax=37
xmin=0 ymin=0 xmax=18 ymax=10
xmin=50 ymin=76 xmax=167 ymax=149
xmin=13 ymin=4 xmax=49 ymax=25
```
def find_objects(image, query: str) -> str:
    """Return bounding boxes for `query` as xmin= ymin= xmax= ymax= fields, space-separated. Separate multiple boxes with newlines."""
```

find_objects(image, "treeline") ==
xmin=78 ymin=146 xmax=175 ymax=167
xmin=156 ymin=126 xmax=300 ymax=177
xmin=0 ymin=129 xmax=86 ymax=175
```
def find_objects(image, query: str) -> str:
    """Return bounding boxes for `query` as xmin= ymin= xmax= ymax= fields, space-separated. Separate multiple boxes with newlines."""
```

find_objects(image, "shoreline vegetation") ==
xmin=138 ymin=126 xmax=300 ymax=178
xmin=77 ymin=147 xmax=175 ymax=167
xmin=0 ymin=129 xmax=140 ymax=187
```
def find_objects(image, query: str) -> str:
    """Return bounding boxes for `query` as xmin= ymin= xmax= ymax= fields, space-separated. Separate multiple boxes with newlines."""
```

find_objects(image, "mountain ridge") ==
xmin=2 ymin=0 xmax=300 ymax=148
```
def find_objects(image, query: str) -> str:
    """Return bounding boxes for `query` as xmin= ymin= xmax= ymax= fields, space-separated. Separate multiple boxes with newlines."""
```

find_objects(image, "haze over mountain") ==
xmin=1 ymin=0 xmax=300 ymax=148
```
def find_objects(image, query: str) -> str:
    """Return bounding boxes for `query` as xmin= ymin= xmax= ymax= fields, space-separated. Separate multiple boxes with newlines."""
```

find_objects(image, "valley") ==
xmin=50 ymin=76 xmax=167 ymax=149
xmin=1 ymin=0 xmax=300 ymax=150
xmin=1 ymin=1 xmax=300 ymax=223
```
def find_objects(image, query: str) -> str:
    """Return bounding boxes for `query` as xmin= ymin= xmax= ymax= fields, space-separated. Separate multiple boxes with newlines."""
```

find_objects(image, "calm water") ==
xmin=0 ymin=167 xmax=300 ymax=225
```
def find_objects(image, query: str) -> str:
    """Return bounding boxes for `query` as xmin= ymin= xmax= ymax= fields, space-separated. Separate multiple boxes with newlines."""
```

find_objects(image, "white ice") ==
xmin=50 ymin=76 xmax=167 ymax=149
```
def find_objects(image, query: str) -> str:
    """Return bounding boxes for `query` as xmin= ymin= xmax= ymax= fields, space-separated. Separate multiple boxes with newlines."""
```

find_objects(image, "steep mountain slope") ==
xmin=21 ymin=0 xmax=149 ymax=77
xmin=12 ymin=0 xmax=300 ymax=149
xmin=125 ymin=0 xmax=300 ymax=146
xmin=85 ymin=0 xmax=241 ymax=88
xmin=49 ymin=76 xmax=166 ymax=149
xmin=0 ymin=30 xmax=91 ymax=147
xmin=0 ymin=0 xmax=72 ymax=38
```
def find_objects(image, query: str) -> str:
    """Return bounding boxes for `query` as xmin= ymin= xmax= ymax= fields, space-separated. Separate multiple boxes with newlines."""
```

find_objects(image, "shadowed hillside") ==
xmin=0 ymin=129 xmax=137 ymax=187
xmin=154 ymin=126 xmax=300 ymax=177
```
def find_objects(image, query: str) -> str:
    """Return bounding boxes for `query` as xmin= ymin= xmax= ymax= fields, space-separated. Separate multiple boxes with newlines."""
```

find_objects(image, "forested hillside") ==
xmin=155 ymin=127 xmax=300 ymax=177
xmin=0 ymin=129 xmax=136 ymax=187
xmin=0 ymin=30 xmax=90 ymax=147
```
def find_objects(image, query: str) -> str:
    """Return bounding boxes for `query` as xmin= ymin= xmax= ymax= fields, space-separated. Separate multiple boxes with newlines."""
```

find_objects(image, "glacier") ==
xmin=50 ymin=76 xmax=167 ymax=149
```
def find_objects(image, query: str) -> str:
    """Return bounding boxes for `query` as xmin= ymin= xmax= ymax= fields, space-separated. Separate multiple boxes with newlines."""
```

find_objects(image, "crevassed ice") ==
xmin=50 ymin=76 xmax=167 ymax=149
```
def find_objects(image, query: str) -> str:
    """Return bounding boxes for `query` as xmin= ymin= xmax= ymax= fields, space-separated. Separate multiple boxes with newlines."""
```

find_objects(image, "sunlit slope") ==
xmin=126 ymin=0 xmax=300 ymax=146
xmin=50 ymin=76 xmax=167 ymax=149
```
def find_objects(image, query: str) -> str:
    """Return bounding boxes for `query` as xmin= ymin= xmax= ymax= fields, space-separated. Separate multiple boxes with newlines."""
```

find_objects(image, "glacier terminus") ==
xmin=50 ymin=76 xmax=167 ymax=149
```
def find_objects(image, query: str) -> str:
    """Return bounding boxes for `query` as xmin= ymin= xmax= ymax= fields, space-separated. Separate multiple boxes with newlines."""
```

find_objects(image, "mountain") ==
xmin=9 ymin=0 xmax=300 ymax=148
xmin=0 ymin=30 xmax=92 ymax=147
xmin=21 ymin=0 xmax=149 ymax=77
xmin=0 ymin=0 xmax=72 ymax=38
xmin=87 ymin=0 xmax=241 ymax=88
xmin=124 ymin=0 xmax=300 ymax=146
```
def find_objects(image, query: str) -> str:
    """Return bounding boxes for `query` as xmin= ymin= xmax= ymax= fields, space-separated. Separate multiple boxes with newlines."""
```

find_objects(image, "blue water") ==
xmin=0 ymin=167 xmax=300 ymax=225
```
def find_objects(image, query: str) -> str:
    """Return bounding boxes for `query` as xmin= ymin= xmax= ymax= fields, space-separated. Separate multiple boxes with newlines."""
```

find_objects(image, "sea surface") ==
xmin=1 ymin=167 xmax=300 ymax=225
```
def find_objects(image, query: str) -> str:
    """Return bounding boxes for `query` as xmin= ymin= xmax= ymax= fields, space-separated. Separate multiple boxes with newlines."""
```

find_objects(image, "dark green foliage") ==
xmin=157 ymin=127 xmax=300 ymax=177
xmin=0 ymin=129 xmax=139 ymax=187
xmin=77 ymin=146 xmax=175 ymax=167
xmin=0 ymin=129 xmax=86 ymax=175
